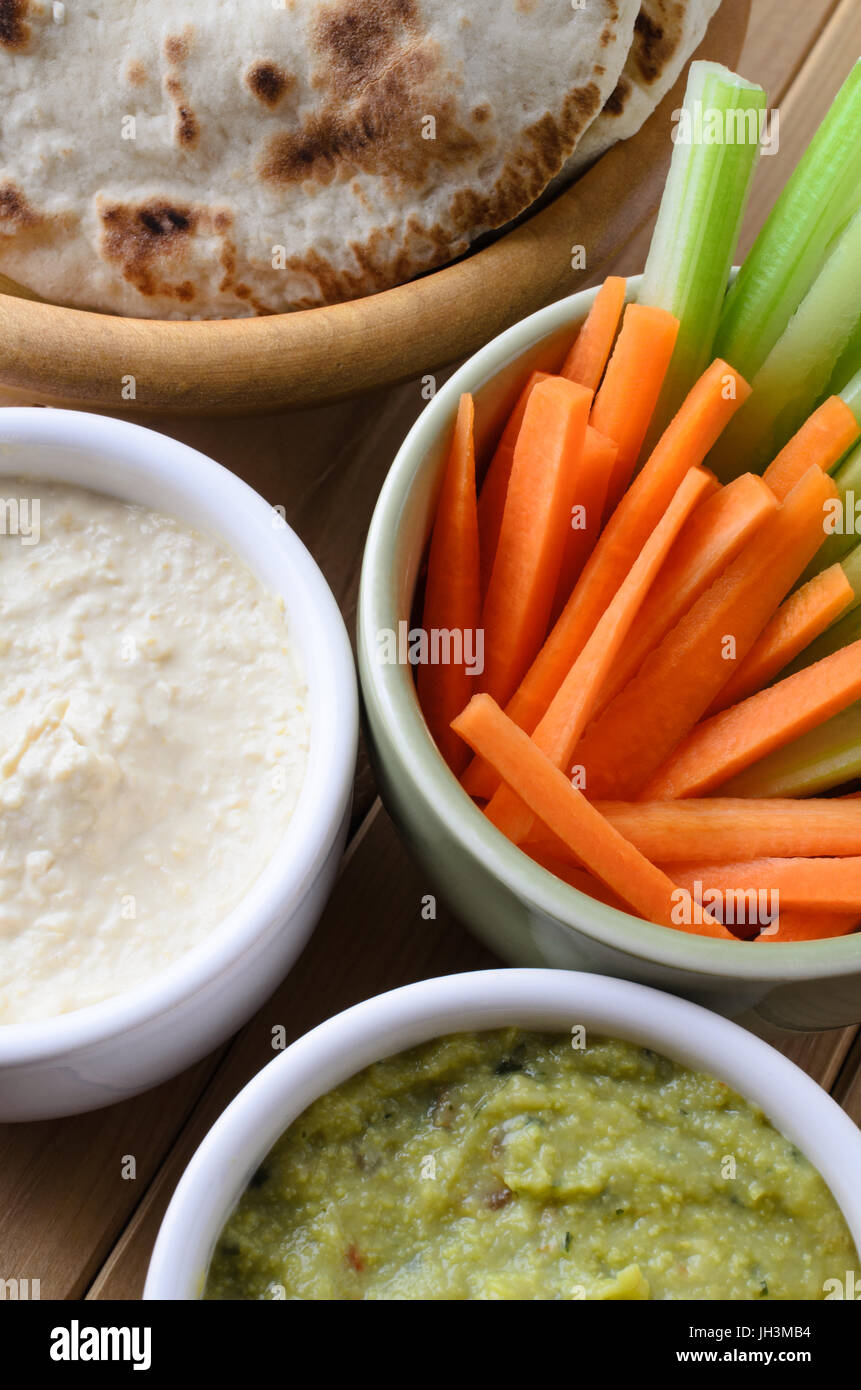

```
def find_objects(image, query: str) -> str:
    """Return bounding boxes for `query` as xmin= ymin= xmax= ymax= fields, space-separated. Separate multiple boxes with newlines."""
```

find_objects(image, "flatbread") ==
xmin=0 ymin=0 xmax=639 ymax=318
xmin=557 ymin=0 xmax=721 ymax=183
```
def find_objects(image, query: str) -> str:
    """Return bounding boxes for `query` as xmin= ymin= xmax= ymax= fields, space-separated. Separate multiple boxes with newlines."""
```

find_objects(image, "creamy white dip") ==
xmin=0 ymin=482 xmax=309 ymax=1024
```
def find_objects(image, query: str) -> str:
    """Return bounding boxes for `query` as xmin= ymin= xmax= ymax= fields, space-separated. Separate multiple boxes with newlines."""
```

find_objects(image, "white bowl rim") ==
xmin=0 ymin=406 xmax=358 ymax=1063
xmin=357 ymin=275 xmax=861 ymax=983
xmin=144 ymin=966 xmax=861 ymax=1299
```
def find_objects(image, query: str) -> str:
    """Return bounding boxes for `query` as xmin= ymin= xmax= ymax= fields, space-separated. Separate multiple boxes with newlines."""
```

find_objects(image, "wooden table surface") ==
xmin=3 ymin=0 xmax=860 ymax=1302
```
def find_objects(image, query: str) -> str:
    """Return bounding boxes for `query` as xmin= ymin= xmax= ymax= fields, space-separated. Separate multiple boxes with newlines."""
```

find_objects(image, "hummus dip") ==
xmin=205 ymin=1030 xmax=858 ymax=1300
xmin=0 ymin=482 xmax=308 ymax=1023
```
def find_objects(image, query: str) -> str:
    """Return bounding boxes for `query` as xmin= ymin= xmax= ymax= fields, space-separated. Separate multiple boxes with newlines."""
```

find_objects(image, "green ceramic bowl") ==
xmin=358 ymin=276 xmax=861 ymax=1029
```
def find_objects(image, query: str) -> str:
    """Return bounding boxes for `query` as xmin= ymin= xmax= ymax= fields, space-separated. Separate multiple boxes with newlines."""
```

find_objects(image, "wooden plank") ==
xmin=0 ymin=1054 xmax=224 ymax=1300
xmin=740 ymin=1015 xmax=858 ymax=1090
xmin=832 ymin=1031 xmax=861 ymax=1125
xmin=735 ymin=0 xmax=840 ymax=98
xmin=87 ymin=804 xmax=496 ymax=1300
xmin=735 ymin=0 xmax=861 ymax=252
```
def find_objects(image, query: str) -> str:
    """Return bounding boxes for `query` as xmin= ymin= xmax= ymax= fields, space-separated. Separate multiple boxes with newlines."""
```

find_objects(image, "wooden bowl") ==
xmin=0 ymin=0 xmax=749 ymax=416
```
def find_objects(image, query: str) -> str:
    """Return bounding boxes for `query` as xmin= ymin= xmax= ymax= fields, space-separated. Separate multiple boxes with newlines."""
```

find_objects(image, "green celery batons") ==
xmin=716 ymin=60 xmax=861 ymax=382
xmin=798 ymin=438 xmax=861 ymax=580
xmin=711 ymin=203 xmax=861 ymax=479
xmin=639 ymin=62 xmax=766 ymax=447
xmin=720 ymin=702 xmax=861 ymax=798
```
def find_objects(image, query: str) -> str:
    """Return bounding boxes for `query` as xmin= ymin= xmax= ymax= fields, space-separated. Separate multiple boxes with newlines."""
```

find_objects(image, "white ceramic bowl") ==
xmin=0 ymin=408 xmax=358 ymax=1121
xmin=145 ymin=968 xmax=861 ymax=1299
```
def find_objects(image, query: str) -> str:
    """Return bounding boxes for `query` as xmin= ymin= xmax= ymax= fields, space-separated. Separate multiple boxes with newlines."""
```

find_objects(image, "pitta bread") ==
xmin=0 ymin=0 xmax=639 ymax=318
xmin=557 ymin=0 xmax=721 ymax=182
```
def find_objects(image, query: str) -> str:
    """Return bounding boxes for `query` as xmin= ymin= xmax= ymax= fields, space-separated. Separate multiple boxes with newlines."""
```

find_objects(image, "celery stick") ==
xmin=837 ymin=362 xmax=861 ymax=421
xmin=841 ymin=542 xmax=861 ymax=604
xmin=834 ymin=439 xmax=861 ymax=491
xmin=639 ymin=62 xmax=766 ymax=446
xmin=782 ymin=600 xmax=861 ymax=679
xmin=798 ymin=440 xmax=861 ymax=580
xmin=710 ymin=204 xmax=861 ymax=479
xmin=716 ymin=61 xmax=861 ymax=381
xmin=750 ymin=547 xmax=861 ymax=683
xmin=720 ymin=701 xmax=861 ymax=797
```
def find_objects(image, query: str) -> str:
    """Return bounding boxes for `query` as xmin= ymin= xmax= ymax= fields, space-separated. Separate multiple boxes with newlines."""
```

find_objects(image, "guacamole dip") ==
xmin=205 ymin=1030 xmax=857 ymax=1300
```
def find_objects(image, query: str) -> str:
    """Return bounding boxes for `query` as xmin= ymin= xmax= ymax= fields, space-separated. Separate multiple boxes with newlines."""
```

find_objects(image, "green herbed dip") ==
xmin=204 ymin=1030 xmax=857 ymax=1301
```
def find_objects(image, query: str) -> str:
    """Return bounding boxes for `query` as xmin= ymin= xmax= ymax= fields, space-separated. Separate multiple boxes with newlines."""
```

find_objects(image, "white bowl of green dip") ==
xmin=145 ymin=968 xmax=861 ymax=1301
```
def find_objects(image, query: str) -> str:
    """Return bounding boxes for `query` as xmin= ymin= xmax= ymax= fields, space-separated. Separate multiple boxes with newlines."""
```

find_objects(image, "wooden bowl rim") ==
xmin=0 ymin=0 xmax=750 ymax=414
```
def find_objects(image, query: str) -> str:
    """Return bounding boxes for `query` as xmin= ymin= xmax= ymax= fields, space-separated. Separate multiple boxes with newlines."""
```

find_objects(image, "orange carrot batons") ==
xmin=762 ymin=395 xmax=860 ymax=501
xmin=594 ymin=798 xmax=861 ymax=861
xmin=416 ymin=394 xmax=481 ymax=775
xmin=485 ymin=466 xmax=715 ymax=844
xmin=704 ymin=564 xmax=853 ymax=715
xmin=754 ymin=912 xmax=861 ymax=943
xmin=667 ymin=858 xmax=861 ymax=915
xmin=450 ymin=694 xmax=730 ymax=938
xmin=643 ymin=638 xmax=861 ymax=800
xmin=591 ymin=304 xmax=681 ymax=517
xmin=502 ymin=357 xmax=751 ymax=739
xmin=561 ymin=276 xmax=627 ymax=391
xmin=577 ymin=465 xmax=839 ymax=800
xmin=550 ymin=427 xmax=619 ymax=623
xmin=592 ymin=472 xmax=777 ymax=718
xmin=477 ymin=370 xmax=550 ymax=596
xmin=479 ymin=377 xmax=591 ymax=706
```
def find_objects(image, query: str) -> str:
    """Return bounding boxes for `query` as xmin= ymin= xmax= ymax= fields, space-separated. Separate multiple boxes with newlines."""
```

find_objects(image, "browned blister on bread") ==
xmin=0 ymin=0 xmax=639 ymax=317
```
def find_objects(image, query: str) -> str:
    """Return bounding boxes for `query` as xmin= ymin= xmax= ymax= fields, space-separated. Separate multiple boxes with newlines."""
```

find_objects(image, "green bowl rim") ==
xmin=358 ymin=275 xmax=861 ymax=984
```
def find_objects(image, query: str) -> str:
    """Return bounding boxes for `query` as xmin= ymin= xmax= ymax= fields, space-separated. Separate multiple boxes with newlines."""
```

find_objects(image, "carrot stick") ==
xmin=643 ymin=637 xmax=861 ymax=800
xmin=577 ymin=465 xmax=839 ymax=800
xmin=450 ymin=694 xmax=731 ymax=937
xmin=593 ymin=798 xmax=861 ymax=861
xmin=667 ymin=858 xmax=861 ymax=914
xmin=416 ymin=394 xmax=481 ymax=775
xmin=561 ymin=276 xmax=627 ymax=391
xmin=477 ymin=370 xmax=550 ymax=596
xmin=479 ymin=377 xmax=591 ymax=705
xmin=484 ymin=467 xmax=715 ymax=844
xmin=461 ymin=361 xmax=751 ymax=795
xmin=550 ymin=427 xmax=618 ymax=624
xmin=591 ymin=304 xmax=680 ymax=516
xmin=762 ymin=395 xmax=860 ymax=502
xmin=460 ymin=358 xmax=750 ymax=800
xmin=501 ymin=360 xmax=750 ymax=732
xmin=592 ymin=472 xmax=776 ymax=718
xmin=704 ymin=565 xmax=854 ymax=715
xmin=754 ymin=911 xmax=861 ymax=943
